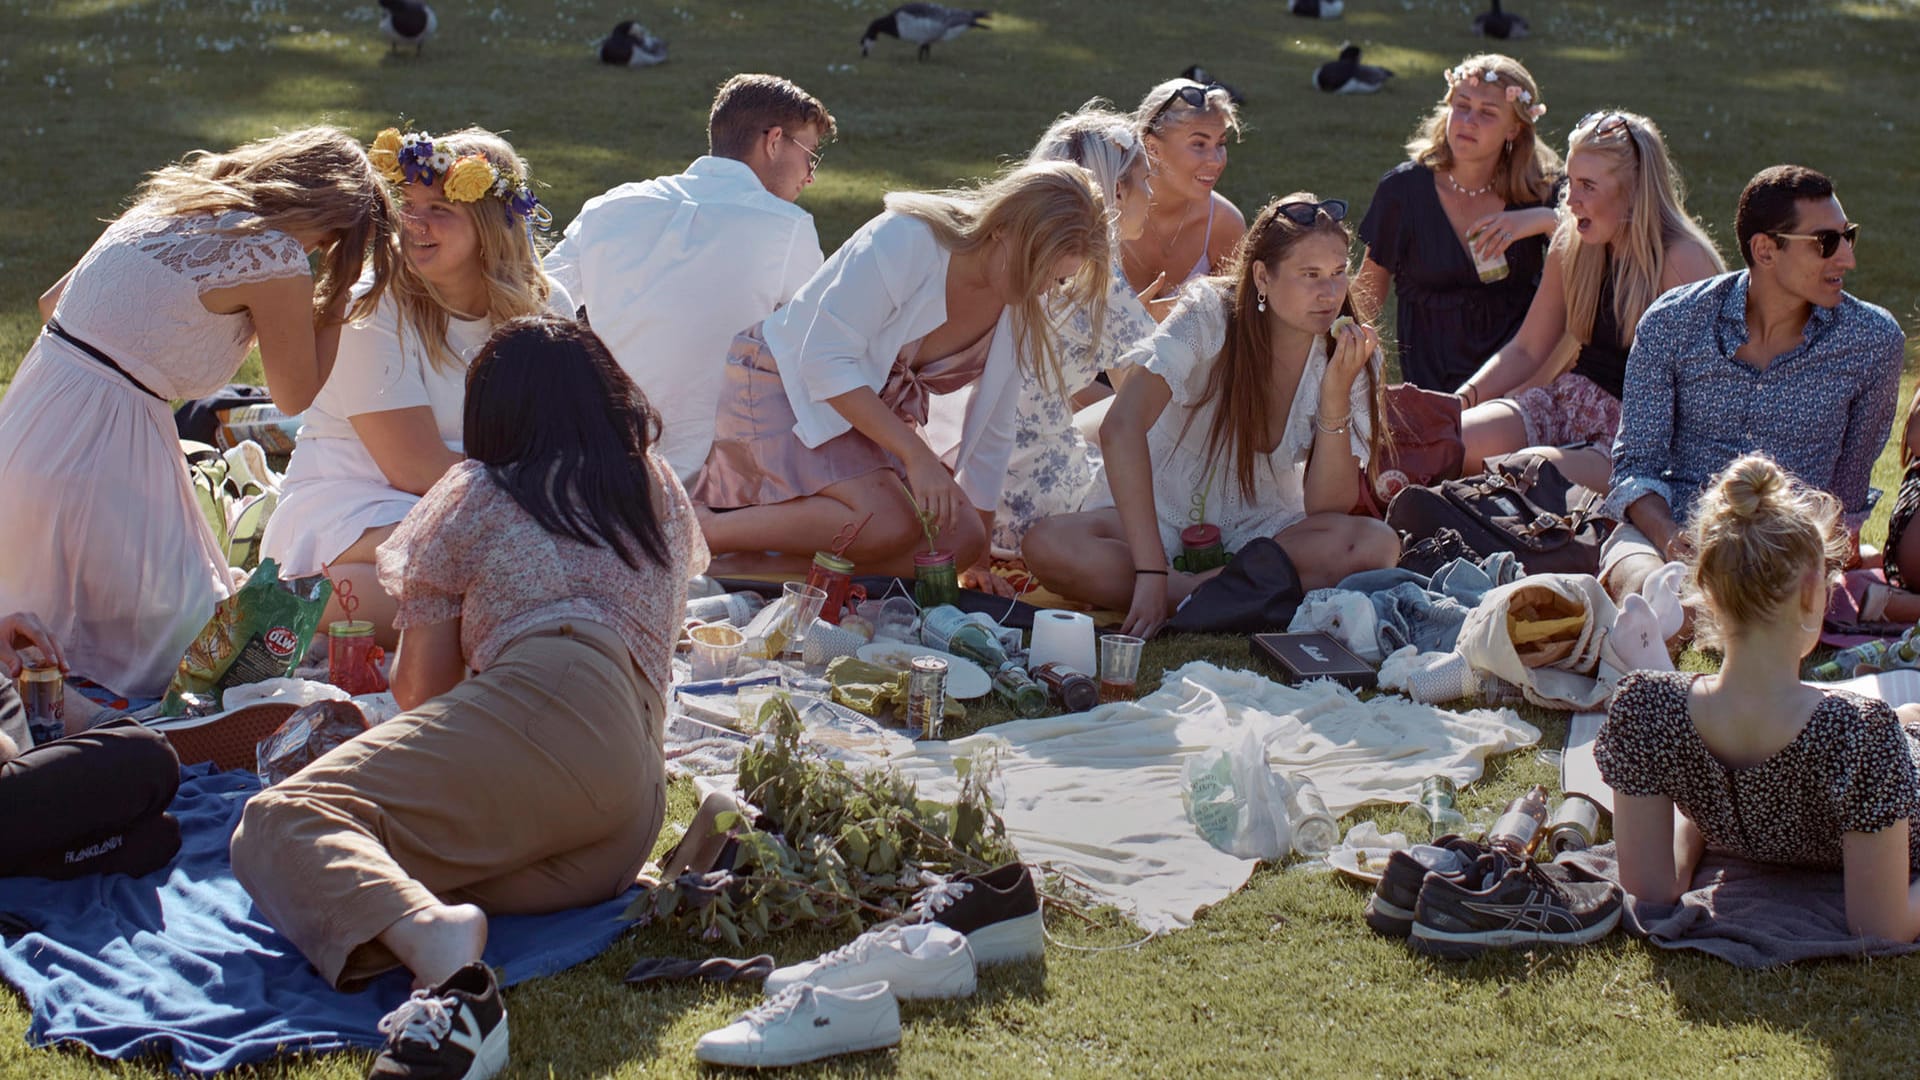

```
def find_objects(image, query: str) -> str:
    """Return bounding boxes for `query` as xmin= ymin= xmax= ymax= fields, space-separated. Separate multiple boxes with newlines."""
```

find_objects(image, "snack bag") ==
xmin=256 ymin=699 xmax=370 ymax=786
xmin=162 ymin=558 xmax=331 ymax=716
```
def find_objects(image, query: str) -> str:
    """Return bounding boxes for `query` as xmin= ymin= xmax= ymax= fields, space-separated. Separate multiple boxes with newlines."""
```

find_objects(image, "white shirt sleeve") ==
xmin=328 ymin=297 xmax=432 ymax=417
xmin=1137 ymin=283 xmax=1229 ymax=409
xmin=782 ymin=218 xmax=920 ymax=408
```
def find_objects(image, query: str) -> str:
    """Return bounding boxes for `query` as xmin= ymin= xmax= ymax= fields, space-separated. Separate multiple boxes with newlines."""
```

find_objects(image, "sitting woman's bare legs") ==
xmin=319 ymin=524 xmax=401 ymax=649
xmin=1272 ymin=513 xmax=1402 ymax=591
xmin=1024 ymin=509 xmax=1217 ymax=612
xmin=1499 ymin=443 xmax=1615 ymax=493
xmin=699 ymin=468 xmax=986 ymax=578
xmin=1460 ymin=399 xmax=1530 ymax=474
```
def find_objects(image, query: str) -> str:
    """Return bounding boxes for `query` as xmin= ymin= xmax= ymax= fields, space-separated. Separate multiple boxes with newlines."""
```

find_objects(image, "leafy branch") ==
xmin=894 ymin=476 xmax=941 ymax=554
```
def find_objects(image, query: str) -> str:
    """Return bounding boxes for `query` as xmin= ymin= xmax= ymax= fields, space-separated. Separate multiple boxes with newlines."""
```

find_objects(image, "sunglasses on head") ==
xmin=1771 ymin=222 xmax=1860 ymax=258
xmin=1149 ymin=81 xmax=1226 ymax=126
xmin=1577 ymin=111 xmax=1634 ymax=139
xmin=1271 ymin=198 xmax=1348 ymax=227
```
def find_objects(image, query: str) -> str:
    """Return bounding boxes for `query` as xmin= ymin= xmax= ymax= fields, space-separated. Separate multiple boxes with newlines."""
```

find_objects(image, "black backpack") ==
xmin=1384 ymin=453 xmax=1612 ymax=576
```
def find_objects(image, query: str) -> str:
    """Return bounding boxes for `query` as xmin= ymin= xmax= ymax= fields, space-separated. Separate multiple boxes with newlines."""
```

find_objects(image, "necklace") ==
xmin=1149 ymin=201 xmax=1190 ymax=256
xmin=1443 ymin=171 xmax=1494 ymax=198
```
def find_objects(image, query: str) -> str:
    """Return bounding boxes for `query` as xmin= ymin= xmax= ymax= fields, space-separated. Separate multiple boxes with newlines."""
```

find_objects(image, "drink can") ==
xmin=906 ymin=656 xmax=948 ymax=740
xmin=1546 ymin=795 xmax=1604 ymax=854
xmin=19 ymin=664 xmax=65 ymax=747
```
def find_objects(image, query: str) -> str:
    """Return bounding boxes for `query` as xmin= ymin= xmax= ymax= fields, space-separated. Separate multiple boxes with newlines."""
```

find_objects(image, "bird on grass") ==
xmin=1472 ymin=0 xmax=1530 ymax=39
xmin=1290 ymin=0 xmax=1344 ymax=17
xmin=599 ymin=20 xmax=668 ymax=67
xmin=1312 ymin=44 xmax=1394 ymax=94
xmin=377 ymin=0 xmax=436 ymax=55
xmin=860 ymin=3 xmax=991 ymax=61
xmin=1179 ymin=65 xmax=1246 ymax=105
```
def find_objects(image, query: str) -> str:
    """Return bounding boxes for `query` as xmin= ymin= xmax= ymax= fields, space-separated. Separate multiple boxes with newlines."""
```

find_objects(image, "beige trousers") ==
xmin=230 ymin=620 xmax=665 ymax=990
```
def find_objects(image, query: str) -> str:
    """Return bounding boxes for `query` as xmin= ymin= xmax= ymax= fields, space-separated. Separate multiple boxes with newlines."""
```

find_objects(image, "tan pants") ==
xmin=230 ymin=620 xmax=665 ymax=990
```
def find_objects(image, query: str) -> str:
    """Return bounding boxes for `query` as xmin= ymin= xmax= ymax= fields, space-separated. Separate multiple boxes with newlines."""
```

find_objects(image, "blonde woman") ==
xmin=693 ymin=161 xmax=1110 ymax=587
xmin=1597 ymin=455 xmax=1920 ymax=941
xmin=1122 ymin=78 xmax=1246 ymax=320
xmin=1354 ymin=55 xmax=1560 ymax=391
xmin=262 ymin=127 xmax=570 ymax=646
xmin=0 ymin=128 xmax=395 ymax=697
xmin=1454 ymin=111 xmax=1723 ymax=489
xmin=987 ymin=105 xmax=1158 ymax=555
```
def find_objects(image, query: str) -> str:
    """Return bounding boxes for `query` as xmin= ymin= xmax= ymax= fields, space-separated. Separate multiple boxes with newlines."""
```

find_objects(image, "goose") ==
xmin=599 ymin=20 xmax=668 ymax=67
xmin=1290 ymin=0 xmax=1344 ymax=17
xmin=1312 ymin=44 xmax=1395 ymax=94
xmin=1472 ymin=0 xmax=1531 ymax=39
xmin=377 ymin=0 xmax=436 ymax=55
xmin=860 ymin=3 xmax=990 ymax=61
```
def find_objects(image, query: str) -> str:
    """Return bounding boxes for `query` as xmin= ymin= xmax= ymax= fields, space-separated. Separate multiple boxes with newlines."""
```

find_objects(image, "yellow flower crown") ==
xmin=369 ymin=127 xmax=551 ymax=229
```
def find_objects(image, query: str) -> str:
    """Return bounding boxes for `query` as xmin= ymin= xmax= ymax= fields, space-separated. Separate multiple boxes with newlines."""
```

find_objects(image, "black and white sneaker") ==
xmin=903 ymin=862 xmax=1043 ymax=967
xmin=367 ymin=962 xmax=508 ymax=1080
xmin=1363 ymin=835 xmax=1489 ymax=939
xmin=1408 ymin=853 xmax=1622 ymax=959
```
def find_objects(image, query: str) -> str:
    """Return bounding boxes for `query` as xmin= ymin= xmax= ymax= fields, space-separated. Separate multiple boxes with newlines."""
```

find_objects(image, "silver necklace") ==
xmin=1443 ymin=171 xmax=1494 ymax=198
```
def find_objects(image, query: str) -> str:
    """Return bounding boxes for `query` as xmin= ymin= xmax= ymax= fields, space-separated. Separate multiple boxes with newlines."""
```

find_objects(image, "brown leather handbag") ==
xmin=1353 ymin=384 xmax=1467 ymax=517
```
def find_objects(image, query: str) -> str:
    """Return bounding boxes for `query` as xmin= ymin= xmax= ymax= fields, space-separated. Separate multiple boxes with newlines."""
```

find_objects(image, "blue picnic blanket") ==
xmin=0 ymin=764 xmax=638 ymax=1074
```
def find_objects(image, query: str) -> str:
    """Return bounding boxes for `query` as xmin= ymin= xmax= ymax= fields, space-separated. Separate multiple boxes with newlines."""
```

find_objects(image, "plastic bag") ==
xmin=162 ymin=558 xmax=331 ymax=716
xmin=1182 ymin=728 xmax=1294 ymax=860
xmin=256 ymin=699 xmax=369 ymax=786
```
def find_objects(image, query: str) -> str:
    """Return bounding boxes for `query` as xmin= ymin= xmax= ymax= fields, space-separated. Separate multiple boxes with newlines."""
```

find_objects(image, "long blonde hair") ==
xmin=384 ymin=127 xmax=555 ymax=373
xmin=1556 ymin=111 xmax=1724 ymax=348
xmin=1027 ymin=102 xmax=1145 ymax=227
xmin=1131 ymin=78 xmax=1242 ymax=142
xmin=132 ymin=126 xmax=397 ymax=325
xmin=1188 ymin=195 xmax=1390 ymax=502
xmin=885 ymin=161 xmax=1110 ymax=397
xmin=1405 ymin=54 xmax=1559 ymax=207
xmin=1687 ymin=454 xmax=1848 ymax=648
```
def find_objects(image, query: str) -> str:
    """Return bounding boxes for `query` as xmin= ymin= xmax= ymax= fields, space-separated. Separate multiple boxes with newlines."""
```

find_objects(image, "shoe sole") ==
xmin=695 ymin=1029 xmax=900 ymax=1068
xmin=459 ymin=1015 xmax=510 ymax=1080
xmin=1362 ymin=895 xmax=1415 ymax=939
xmin=1406 ymin=906 xmax=1622 ymax=960
xmin=962 ymin=910 xmax=1045 ymax=967
xmin=765 ymin=964 xmax=976 ymax=1001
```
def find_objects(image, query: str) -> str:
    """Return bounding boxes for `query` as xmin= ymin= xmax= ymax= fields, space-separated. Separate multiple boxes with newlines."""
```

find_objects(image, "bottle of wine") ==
xmin=1487 ymin=784 xmax=1552 ymax=858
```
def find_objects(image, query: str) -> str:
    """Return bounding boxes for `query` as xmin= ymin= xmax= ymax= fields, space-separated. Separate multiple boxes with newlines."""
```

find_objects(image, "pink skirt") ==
xmin=1509 ymin=371 xmax=1622 ymax=449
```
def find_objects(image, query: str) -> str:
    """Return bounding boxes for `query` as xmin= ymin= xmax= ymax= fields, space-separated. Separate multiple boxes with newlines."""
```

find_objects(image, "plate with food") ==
xmin=1325 ymin=844 xmax=1399 ymax=885
xmin=854 ymin=643 xmax=991 ymax=700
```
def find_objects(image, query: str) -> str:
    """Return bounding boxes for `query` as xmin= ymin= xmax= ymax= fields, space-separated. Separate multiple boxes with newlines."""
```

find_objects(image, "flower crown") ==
xmin=369 ymin=128 xmax=552 ymax=230
xmin=1444 ymin=64 xmax=1547 ymax=122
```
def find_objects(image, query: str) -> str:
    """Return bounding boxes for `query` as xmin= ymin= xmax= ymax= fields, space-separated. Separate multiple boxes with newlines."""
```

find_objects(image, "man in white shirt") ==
xmin=545 ymin=73 xmax=835 ymax=481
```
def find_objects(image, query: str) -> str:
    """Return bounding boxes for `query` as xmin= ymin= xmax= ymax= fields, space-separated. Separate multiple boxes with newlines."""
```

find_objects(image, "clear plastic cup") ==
xmin=1098 ymin=633 xmax=1145 ymax=703
xmin=782 ymin=582 xmax=829 ymax=660
xmin=689 ymin=623 xmax=746 ymax=681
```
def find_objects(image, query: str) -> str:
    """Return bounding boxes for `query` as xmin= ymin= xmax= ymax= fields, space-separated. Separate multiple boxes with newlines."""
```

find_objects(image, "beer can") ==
xmin=1546 ymin=795 xmax=1603 ymax=855
xmin=906 ymin=656 xmax=948 ymax=741
xmin=18 ymin=664 xmax=65 ymax=748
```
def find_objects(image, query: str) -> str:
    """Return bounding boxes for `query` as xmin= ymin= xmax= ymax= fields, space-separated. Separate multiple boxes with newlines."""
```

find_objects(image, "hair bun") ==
xmin=1721 ymin=455 xmax=1784 ymax=519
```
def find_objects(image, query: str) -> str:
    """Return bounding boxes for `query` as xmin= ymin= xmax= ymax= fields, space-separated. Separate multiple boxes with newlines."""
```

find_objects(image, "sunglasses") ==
xmin=1148 ymin=81 xmax=1226 ymax=126
xmin=1771 ymin=222 xmax=1860 ymax=258
xmin=1271 ymin=198 xmax=1348 ymax=227
xmin=1576 ymin=111 xmax=1634 ymax=139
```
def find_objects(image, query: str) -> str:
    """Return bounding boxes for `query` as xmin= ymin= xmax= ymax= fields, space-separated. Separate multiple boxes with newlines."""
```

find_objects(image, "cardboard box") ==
xmin=1250 ymin=631 xmax=1377 ymax=690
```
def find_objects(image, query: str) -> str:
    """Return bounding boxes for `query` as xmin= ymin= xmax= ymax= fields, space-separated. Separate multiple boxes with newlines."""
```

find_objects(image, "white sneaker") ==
xmin=693 ymin=981 xmax=900 ymax=1068
xmin=764 ymin=922 xmax=976 ymax=1000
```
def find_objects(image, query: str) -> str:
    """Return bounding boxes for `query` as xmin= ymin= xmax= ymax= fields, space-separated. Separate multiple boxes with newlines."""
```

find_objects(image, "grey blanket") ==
xmin=1568 ymin=844 xmax=1920 ymax=968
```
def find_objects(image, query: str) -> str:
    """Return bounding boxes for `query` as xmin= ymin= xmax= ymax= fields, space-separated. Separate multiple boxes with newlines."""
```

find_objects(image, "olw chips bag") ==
xmin=161 ymin=558 xmax=331 ymax=716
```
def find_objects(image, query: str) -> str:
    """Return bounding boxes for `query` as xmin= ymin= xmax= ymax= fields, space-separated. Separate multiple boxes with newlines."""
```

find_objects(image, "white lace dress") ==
xmin=993 ymin=260 xmax=1156 ymax=554
xmin=0 ymin=209 xmax=311 ymax=696
xmin=1084 ymin=280 xmax=1377 ymax=557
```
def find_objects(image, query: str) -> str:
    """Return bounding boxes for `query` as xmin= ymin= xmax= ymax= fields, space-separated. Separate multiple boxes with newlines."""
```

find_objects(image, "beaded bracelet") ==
xmin=1314 ymin=413 xmax=1351 ymax=436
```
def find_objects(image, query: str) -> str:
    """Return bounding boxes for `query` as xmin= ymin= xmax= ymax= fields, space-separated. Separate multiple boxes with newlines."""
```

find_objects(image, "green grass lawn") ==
xmin=6 ymin=0 xmax=1920 ymax=1076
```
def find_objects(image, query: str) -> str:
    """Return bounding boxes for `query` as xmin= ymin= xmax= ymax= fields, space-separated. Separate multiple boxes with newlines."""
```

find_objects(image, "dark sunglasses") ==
xmin=1771 ymin=222 xmax=1860 ymax=258
xmin=1271 ymin=198 xmax=1348 ymax=227
xmin=1576 ymin=111 xmax=1633 ymax=139
xmin=1148 ymin=81 xmax=1226 ymax=126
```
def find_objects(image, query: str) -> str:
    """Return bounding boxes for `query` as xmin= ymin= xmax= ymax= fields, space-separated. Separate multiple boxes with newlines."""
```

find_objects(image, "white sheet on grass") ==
xmin=891 ymin=660 xmax=1540 ymax=934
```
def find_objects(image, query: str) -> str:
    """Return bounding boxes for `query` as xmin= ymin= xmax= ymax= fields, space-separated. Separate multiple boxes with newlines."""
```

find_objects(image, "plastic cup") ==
xmin=1098 ymin=633 xmax=1145 ymax=703
xmin=782 ymin=582 xmax=829 ymax=659
xmin=689 ymin=623 xmax=746 ymax=681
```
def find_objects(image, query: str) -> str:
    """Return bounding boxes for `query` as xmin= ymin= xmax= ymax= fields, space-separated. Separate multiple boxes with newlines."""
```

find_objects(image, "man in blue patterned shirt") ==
xmin=1603 ymin=165 xmax=1906 ymax=602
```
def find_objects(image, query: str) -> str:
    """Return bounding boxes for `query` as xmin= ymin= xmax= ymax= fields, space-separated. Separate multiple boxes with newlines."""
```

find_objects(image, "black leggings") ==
xmin=0 ymin=715 xmax=183 ymax=879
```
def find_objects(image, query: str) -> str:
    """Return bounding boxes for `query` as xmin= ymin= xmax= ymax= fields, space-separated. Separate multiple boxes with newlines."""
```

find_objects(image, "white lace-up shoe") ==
xmin=694 ymin=981 xmax=900 ymax=1068
xmin=764 ymin=923 xmax=976 ymax=1000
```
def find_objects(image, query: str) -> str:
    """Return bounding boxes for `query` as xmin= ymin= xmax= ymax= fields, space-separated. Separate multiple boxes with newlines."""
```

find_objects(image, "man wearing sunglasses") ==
xmin=1602 ymin=164 xmax=1905 ymax=607
xmin=543 ymin=74 xmax=835 ymax=482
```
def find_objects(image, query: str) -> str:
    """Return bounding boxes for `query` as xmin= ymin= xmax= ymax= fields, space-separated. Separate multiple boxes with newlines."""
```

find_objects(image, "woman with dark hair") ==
xmin=1024 ymin=195 xmax=1401 ymax=637
xmin=230 ymin=315 xmax=705 ymax=1080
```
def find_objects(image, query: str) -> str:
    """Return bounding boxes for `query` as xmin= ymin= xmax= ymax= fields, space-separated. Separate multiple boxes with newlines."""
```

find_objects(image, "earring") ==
xmin=1504 ymin=139 xmax=1514 ymax=156
xmin=1801 ymin=617 xmax=1823 ymax=632
xmin=1256 ymin=292 xmax=1267 ymax=313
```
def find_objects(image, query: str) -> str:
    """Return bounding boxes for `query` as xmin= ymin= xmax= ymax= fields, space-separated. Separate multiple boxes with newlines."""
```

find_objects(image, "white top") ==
xmin=1090 ymin=281 xmax=1377 ymax=555
xmin=543 ymin=156 xmax=822 ymax=481
xmin=770 ymin=211 xmax=1025 ymax=511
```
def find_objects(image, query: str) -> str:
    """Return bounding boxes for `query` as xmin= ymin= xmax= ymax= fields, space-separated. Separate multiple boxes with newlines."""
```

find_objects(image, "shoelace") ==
xmin=907 ymin=878 xmax=974 ymax=920
xmin=377 ymin=989 xmax=455 ymax=1050
xmin=740 ymin=983 xmax=813 ymax=1027
xmin=805 ymin=925 xmax=902 ymax=971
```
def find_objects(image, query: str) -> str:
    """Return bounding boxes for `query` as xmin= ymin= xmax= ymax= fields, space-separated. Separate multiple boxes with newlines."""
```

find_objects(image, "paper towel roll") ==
xmin=1027 ymin=609 xmax=1096 ymax=677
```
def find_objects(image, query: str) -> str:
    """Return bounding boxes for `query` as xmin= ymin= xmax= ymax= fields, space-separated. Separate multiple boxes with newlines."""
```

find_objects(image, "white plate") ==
xmin=1325 ymin=845 xmax=1398 ymax=885
xmin=855 ymin=643 xmax=991 ymax=700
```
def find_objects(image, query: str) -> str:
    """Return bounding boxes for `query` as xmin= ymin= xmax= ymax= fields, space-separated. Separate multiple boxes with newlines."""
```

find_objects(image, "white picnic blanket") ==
xmin=891 ymin=660 xmax=1540 ymax=934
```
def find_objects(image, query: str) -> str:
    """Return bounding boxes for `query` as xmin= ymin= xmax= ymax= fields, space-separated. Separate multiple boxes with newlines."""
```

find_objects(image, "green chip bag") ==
xmin=161 ymin=558 xmax=332 ymax=716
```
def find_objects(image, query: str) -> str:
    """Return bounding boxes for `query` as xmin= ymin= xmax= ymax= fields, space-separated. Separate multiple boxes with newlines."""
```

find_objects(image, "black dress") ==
xmin=1569 ymin=266 xmax=1629 ymax=400
xmin=1358 ymin=161 xmax=1555 ymax=391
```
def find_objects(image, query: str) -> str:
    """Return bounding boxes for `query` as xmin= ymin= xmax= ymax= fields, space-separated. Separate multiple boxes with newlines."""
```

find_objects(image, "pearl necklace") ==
xmin=1443 ymin=171 xmax=1494 ymax=198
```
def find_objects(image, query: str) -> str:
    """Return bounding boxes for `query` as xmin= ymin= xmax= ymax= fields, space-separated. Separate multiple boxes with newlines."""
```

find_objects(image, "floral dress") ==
xmin=993 ymin=260 xmax=1156 ymax=554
